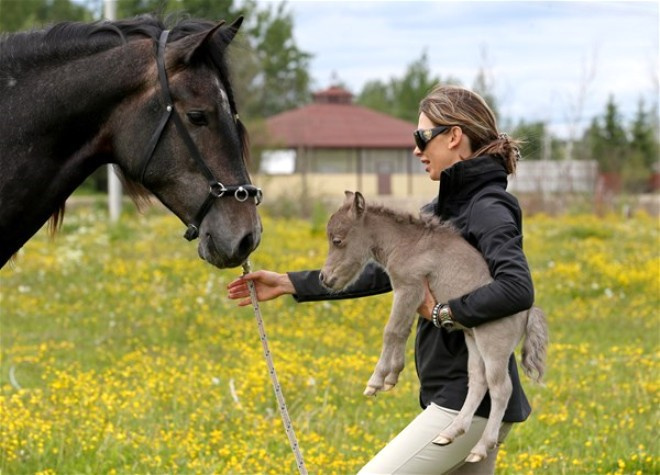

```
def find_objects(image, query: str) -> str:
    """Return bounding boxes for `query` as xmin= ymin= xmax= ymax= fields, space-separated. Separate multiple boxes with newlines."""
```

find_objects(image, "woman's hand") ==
xmin=417 ymin=278 xmax=437 ymax=321
xmin=227 ymin=270 xmax=295 ymax=307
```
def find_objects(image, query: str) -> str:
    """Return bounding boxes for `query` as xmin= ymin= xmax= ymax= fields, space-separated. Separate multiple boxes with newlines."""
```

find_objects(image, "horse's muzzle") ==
xmin=199 ymin=230 xmax=260 ymax=269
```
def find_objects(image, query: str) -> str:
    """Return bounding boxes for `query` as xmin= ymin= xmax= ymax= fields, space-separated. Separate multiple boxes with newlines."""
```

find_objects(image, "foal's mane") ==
xmin=364 ymin=203 xmax=457 ymax=235
xmin=1 ymin=15 xmax=249 ymax=234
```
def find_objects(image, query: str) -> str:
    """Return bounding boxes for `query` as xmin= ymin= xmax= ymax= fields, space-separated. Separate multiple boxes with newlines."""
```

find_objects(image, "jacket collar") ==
xmin=435 ymin=155 xmax=509 ymax=218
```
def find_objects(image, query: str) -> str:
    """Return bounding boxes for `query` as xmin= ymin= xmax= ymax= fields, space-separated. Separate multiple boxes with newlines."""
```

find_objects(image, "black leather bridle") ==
xmin=139 ymin=29 xmax=262 ymax=241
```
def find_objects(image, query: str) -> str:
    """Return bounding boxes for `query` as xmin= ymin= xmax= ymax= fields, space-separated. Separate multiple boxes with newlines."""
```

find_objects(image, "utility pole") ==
xmin=105 ymin=0 xmax=122 ymax=222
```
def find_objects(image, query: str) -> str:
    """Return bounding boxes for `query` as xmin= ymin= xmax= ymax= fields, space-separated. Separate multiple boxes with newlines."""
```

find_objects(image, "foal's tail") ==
xmin=521 ymin=306 xmax=548 ymax=384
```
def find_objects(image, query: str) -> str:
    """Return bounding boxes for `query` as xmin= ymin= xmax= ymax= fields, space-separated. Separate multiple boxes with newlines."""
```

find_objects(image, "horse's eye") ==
xmin=332 ymin=237 xmax=343 ymax=247
xmin=187 ymin=111 xmax=208 ymax=126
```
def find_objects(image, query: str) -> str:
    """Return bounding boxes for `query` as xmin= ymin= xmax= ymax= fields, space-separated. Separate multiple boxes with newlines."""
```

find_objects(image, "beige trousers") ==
xmin=357 ymin=404 xmax=513 ymax=475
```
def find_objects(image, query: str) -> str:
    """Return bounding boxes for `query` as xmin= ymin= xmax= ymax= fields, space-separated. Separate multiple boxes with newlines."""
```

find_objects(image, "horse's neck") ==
xmin=2 ymin=41 xmax=152 ymax=173
xmin=3 ymin=39 xmax=152 ymax=185
xmin=10 ymin=41 xmax=151 ymax=135
xmin=0 ymin=41 xmax=153 ymax=264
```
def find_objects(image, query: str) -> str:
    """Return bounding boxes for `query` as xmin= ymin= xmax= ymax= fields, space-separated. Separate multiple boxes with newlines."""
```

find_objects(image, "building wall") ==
xmin=254 ymin=172 xmax=437 ymax=200
xmin=288 ymin=148 xmax=422 ymax=174
xmin=254 ymin=160 xmax=598 ymax=201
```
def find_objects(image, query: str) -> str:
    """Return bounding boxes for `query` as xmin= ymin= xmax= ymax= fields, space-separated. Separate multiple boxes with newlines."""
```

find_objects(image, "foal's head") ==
xmin=320 ymin=191 xmax=372 ymax=290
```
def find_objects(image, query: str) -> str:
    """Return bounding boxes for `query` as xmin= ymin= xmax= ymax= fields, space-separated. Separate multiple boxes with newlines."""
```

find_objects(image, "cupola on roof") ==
xmin=312 ymin=86 xmax=353 ymax=104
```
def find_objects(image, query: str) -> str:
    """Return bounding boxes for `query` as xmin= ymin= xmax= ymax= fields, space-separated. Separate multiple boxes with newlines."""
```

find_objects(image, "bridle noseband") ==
xmin=139 ymin=29 xmax=262 ymax=241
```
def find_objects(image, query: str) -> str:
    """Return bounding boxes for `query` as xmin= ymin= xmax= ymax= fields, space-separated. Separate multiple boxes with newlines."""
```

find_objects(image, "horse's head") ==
xmin=320 ymin=191 xmax=372 ymax=290
xmin=112 ymin=18 xmax=261 ymax=269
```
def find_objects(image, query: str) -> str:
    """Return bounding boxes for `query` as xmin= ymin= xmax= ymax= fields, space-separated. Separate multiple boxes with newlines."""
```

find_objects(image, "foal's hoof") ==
xmin=363 ymin=386 xmax=379 ymax=397
xmin=465 ymin=452 xmax=486 ymax=463
xmin=432 ymin=434 xmax=452 ymax=446
xmin=383 ymin=383 xmax=395 ymax=391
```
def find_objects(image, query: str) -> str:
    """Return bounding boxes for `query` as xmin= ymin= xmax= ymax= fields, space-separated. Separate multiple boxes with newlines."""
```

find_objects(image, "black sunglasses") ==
xmin=413 ymin=125 xmax=453 ymax=151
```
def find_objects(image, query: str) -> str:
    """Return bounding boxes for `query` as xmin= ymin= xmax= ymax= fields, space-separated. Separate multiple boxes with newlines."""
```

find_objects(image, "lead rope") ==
xmin=241 ymin=260 xmax=308 ymax=475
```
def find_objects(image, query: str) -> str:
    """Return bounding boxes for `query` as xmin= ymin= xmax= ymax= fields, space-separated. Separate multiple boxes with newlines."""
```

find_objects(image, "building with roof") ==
xmin=255 ymin=86 xmax=601 ymax=207
xmin=259 ymin=86 xmax=424 ymax=197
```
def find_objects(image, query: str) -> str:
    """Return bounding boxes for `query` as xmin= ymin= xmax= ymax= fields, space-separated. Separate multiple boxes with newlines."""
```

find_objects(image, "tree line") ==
xmin=356 ymin=52 xmax=658 ymax=192
xmin=1 ymin=0 xmax=658 ymax=191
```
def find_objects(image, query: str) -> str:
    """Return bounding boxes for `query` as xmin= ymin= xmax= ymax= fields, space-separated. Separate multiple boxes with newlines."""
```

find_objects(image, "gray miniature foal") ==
xmin=319 ymin=191 xmax=548 ymax=463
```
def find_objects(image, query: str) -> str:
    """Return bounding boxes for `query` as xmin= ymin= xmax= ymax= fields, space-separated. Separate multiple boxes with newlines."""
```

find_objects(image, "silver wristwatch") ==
xmin=432 ymin=303 xmax=454 ymax=330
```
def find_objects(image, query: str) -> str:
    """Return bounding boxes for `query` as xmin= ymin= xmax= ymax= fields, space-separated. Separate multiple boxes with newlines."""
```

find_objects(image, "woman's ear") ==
xmin=448 ymin=125 xmax=463 ymax=150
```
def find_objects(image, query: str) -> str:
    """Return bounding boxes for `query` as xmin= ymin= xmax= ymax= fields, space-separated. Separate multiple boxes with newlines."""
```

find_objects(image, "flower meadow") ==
xmin=1 ymin=202 xmax=658 ymax=474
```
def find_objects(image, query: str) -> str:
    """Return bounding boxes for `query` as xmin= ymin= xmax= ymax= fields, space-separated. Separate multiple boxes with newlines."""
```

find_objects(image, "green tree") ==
xmin=585 ymin=96 xmax=629 ymax=173
xmin=629 ymin=98 xmax=659 ymax=171
xmin=389 ymin=52 xmax=442 ymax=123
xmin=358 ymin=80 xmax=392 ymax=114
xmin=0 ymin=0 xmax=90 ymax=32
xmin=624 ymin=98 xmax=660 ymax=191
xmin=356 ymin=52 xmax=457 ymax=123
xmin=471 ymin=70 xmax=500 ymax=123
xmin=116 ymin=0 xmax=166 ymax=17
xmin=112 ymin=0 xmax=237 ymax=24
xmin=241 ymin=1 xmax=311 ymax=118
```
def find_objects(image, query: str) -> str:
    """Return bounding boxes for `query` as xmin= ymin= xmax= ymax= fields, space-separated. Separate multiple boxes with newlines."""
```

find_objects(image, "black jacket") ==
xmin=288 ymin=155 xmax=534 ymax=422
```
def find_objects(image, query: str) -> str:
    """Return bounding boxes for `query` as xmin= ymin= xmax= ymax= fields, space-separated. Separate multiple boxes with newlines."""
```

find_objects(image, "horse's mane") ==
xmin=1 ymin=15 xmax=215 ymax=66
xmin=1 ymin=15 xmax=249 ymax=234
xmin=364 ymin=203 xmax=458 ymax=235
xmin=2 ymin=17 xmax=152 ymax=67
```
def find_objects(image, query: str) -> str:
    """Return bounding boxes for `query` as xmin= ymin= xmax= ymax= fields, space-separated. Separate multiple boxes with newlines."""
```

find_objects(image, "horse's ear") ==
xmin=174 ymin=18 xmax=242 ymax=65
xmin=220 ymin=16 xmax=243 ymax=45
xmin=175 ymin=21 xmax=226 ymax=65
xmin=351 ymin=191 xmax=366 ymax=218
xmin=343 ymin=190 xmax=354 ymax=204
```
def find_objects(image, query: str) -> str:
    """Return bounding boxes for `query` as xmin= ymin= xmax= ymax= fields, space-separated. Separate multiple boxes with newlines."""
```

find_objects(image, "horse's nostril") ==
xmin=319 ymin=272 xmax=325 ymax=284
xmin=238 ymin=232 xmax=255 ymax=256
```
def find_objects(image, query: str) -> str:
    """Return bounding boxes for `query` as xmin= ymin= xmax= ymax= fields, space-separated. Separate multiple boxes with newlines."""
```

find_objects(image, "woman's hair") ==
xmin=419 ymin=84 xmax=521 ymax=174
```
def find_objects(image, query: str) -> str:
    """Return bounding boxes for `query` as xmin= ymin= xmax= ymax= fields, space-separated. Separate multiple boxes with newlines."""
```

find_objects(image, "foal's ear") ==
xmin=351 ymin=191 xmax=366 ymax=218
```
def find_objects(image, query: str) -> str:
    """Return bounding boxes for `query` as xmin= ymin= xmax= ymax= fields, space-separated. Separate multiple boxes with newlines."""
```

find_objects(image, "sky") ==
xmin=263 ymin=0 xmax=659 ymax=138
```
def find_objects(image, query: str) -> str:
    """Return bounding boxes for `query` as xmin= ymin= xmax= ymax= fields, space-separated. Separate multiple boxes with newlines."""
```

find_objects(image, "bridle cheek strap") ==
xmin=140 ymin=29 xmax=262 ymax=242
xmin=139 ymin=105 xmax=173 ymax=184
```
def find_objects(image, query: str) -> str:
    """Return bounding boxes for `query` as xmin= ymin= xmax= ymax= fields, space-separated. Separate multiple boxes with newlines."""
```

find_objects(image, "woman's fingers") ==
xmin=227 ymin=278 xmax=249 ymax=299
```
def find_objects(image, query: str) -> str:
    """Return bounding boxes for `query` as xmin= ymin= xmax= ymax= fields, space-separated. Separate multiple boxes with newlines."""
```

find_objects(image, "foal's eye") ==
xmin=332 ymin=237 xmax=343 ymax=247
xmin=186 ymin=110 xmax=208 ymax=126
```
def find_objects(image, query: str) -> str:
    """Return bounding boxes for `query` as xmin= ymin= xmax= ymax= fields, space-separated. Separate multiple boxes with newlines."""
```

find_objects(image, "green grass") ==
xmin=1 ymin=203 xmax=658 ymax=474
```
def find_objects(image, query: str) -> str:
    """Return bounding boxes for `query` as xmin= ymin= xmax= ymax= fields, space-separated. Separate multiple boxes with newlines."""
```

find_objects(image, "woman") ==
xmin=227 ymin=85 xmax=536 ymax=474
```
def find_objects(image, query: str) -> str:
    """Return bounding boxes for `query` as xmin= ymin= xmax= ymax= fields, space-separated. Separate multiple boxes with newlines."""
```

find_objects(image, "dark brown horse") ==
xmin=0 ymin=16 xmax=262 ymax=269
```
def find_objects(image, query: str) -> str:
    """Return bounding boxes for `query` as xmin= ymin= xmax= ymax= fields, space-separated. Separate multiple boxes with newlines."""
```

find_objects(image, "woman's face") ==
xmin=414 ymin=112 xmax=463 ymax=181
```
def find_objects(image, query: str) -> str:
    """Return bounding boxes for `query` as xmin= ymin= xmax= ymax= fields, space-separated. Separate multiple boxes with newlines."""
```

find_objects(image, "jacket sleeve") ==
xmin=288 ymin=262 xmax=392 ymax=303
xmin=448 ymin=192 xmax=535 ymax=328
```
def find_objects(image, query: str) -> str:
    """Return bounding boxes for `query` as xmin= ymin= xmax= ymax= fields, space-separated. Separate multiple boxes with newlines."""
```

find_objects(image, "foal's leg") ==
xmin=466 ymin=355 xmax=512 ymax=463
xmin=466 ymin=325 xmax=520 ymax=463
xmin=433 ymin=333 xmax=488 ymax=445
xmin=365 ymin=286 xmax=422 ymax=396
